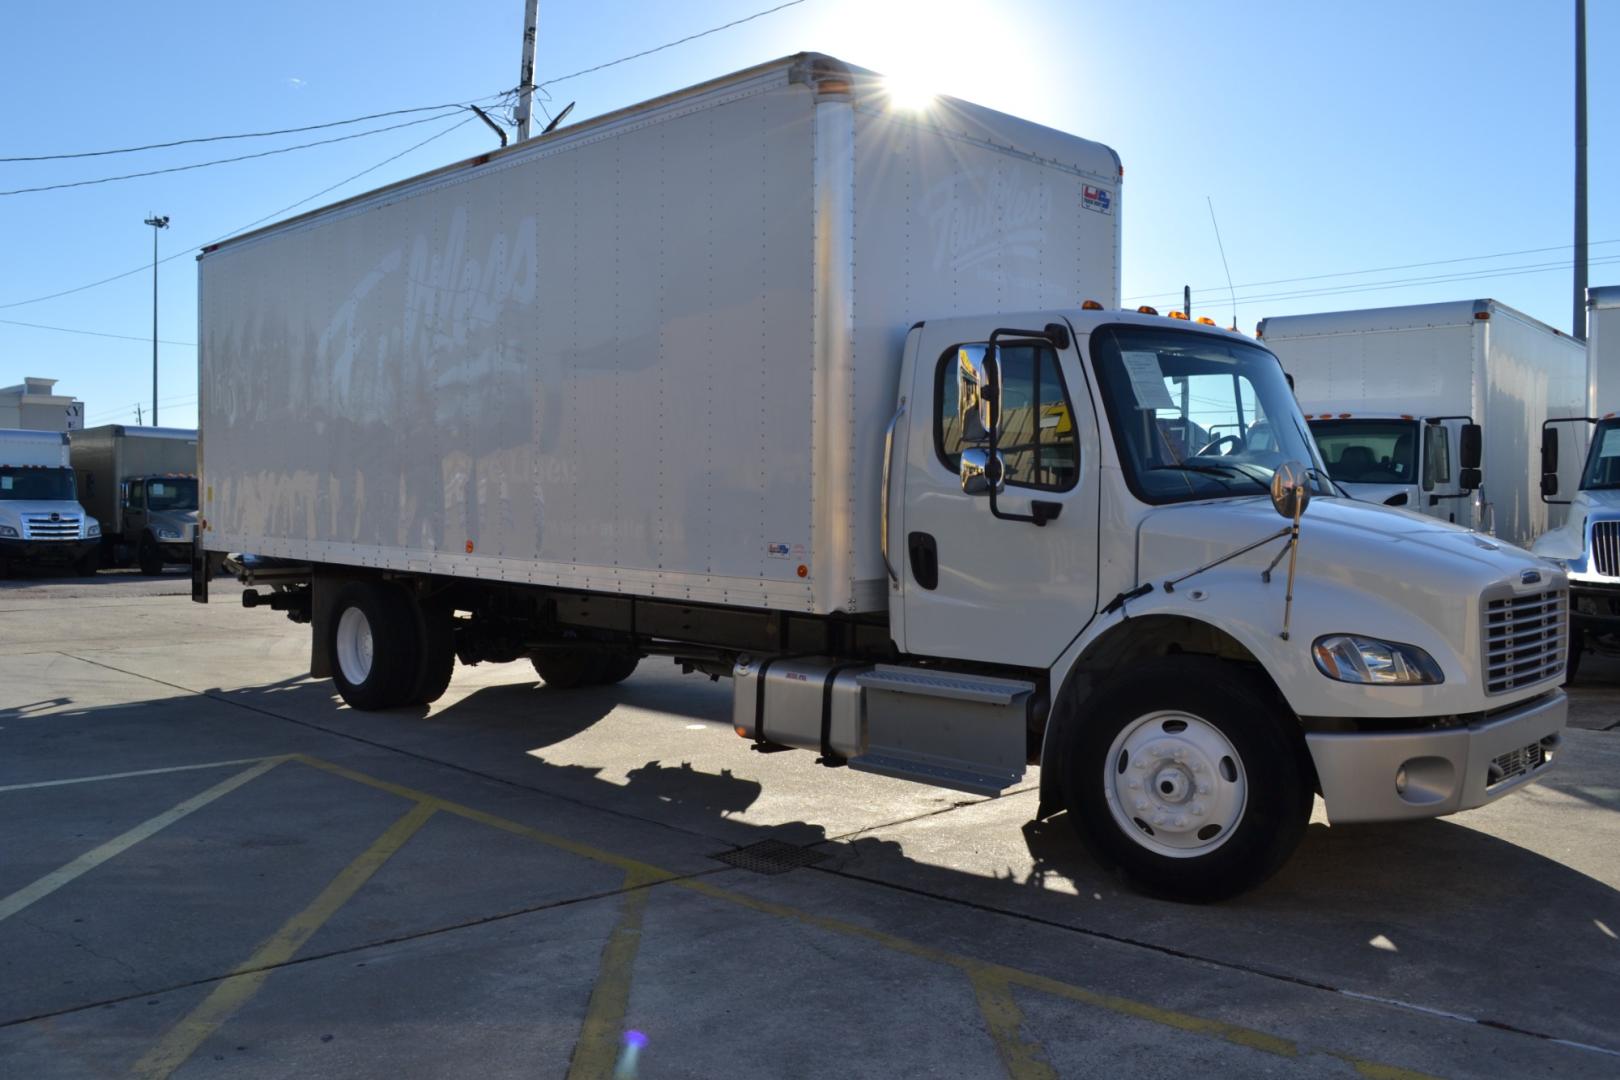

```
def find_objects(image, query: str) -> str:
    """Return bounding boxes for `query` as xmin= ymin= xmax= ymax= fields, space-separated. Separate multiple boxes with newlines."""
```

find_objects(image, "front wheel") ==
xmin=1566 ymin=627 xmax=1584 ymax=684
xmin=137 ymin=534 xmax=164 ymax=576
xmin=1063 ymin=658 xmax=1312 ymax=902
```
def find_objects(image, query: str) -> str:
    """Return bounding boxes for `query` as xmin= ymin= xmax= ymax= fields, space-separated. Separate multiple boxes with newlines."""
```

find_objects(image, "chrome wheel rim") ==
xmin=1103 ymin=710 xmax=1247 ymax=858
xmin=335 ymin=606 xmax=375 ymax=686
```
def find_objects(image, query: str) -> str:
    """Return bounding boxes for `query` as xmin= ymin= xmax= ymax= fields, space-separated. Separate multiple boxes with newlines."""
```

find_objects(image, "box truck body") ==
xmin=1258 ymin=300 xmax=1586 ymax=547
xmin=0 ymin=428 xmax=99 ymax=572
xmin=199 ymin=55 xmax=1118 ymax=616
xmin=70 ymin=424 xmax=198 ymax=572
xmin=197 ymin=55 xmax=1568 ymax=901
xmin=1588 ymin=285 xmax=1620 ymax=413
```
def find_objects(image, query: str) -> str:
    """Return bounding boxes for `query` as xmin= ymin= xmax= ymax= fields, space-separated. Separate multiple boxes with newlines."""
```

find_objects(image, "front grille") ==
xmin=23 ymin=513 xmax=79 ymax=540
xmin=1482 ymin=588 xmax=1566 ymax=695
xmin=1592 ymin=520 xmax=1620 ymax=576
xmin=1487 ymin=741 xmax=1546 ymax=788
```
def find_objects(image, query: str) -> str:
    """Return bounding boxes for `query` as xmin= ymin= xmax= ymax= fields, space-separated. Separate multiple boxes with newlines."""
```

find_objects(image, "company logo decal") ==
xmin=1083 ymin=185 xmax=1112 ymax=214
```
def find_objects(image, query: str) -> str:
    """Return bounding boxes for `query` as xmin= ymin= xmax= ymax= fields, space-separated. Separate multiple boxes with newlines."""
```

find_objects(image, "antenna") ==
xmin=1207 ymin=196 xmax=1237 ymax=330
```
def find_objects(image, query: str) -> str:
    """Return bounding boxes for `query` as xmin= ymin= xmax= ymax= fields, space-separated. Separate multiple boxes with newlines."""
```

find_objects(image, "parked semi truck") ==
xmin=1257 ymin=300 xmax=1586 ymax=547
xmin=194 ymin=54 xmax=1567 ymax=900
xmin=69 ymin=425 xmax=199 ymax=575
xmin=0 ymin=428 xmax=100 ymax=575
xmin=1534 ymin=285 xmax=1620 ymax=679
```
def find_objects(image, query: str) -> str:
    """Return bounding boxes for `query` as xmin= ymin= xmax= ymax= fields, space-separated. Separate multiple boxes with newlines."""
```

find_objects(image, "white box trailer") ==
xmin=1587 ymin=285 xmax=1620 ymax=414
xmin=198 ymin=54 xmax=1568 ymax=901
xmin=1257 ymin=299 xmax=1586 ymax=547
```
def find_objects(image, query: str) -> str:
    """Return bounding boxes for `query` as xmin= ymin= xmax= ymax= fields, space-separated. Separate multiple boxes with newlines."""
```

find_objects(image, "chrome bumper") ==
xmin=1305 ymin=690 xmax=1565 ymax=825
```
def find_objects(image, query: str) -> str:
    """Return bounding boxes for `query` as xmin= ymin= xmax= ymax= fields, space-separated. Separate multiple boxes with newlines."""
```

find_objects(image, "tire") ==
xmin=406 ymin=599 xmax=456 ymax=705
xmin=1062 ymin=657 xmax=1312 ymax=903
xmin=327 ymin=581 xmax=419 ymax=710
xmin=137 ymin=534 xmax=164 ymax=576
xmin=74 ymin=547 xmax=101 ymax=576
xmin=597 ymin=650 xmax=640 ymax=684
xmin=1566 ymin=627 xmax=1584 ymax=684
xmin=530 ymin=648 xmax=603 ymax=689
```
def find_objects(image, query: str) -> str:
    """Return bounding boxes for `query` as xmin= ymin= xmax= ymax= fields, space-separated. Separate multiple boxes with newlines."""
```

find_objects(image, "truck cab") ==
xmin=0 ymin=428 xmax=101 ymax=576
xmin=1303 ymin=411 xmax=1483 ymax=526
xmin=119 ymin=474 xmax=199 ymax=575
xmin=1533 ymin=415 xmax=1620 ymax=678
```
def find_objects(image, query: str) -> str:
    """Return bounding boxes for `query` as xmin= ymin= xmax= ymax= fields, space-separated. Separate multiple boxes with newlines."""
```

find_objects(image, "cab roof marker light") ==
xmin=1168 ymin=310 xmax=1189 ymax=320
xmin=1081 ymin=299 xmax=1104 ymax=310
xmin=1339 ymin=412 xmax=1352 ymax=418
xmin=1196 ymin=316 xmax=1217 ymax=326
xmin=1137 ymin=305 xmax=1159 ymax=316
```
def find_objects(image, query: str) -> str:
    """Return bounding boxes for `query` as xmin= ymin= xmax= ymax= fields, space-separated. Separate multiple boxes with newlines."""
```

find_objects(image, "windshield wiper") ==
xmin=1148 ymin=462 xmax=1267 ymax=490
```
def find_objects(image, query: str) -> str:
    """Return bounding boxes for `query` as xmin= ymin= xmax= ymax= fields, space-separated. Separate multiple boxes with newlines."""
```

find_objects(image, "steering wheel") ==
xmin=1195 ymin=434 xmax=1245 ymax=457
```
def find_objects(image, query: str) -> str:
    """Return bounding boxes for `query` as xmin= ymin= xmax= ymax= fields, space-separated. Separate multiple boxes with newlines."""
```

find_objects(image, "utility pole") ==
xmin=143 ymin=214 xmax=169 ymax=425
xmin=513 ymin=0 xmax=540 ymax=141
xmin=135 ymin=403 xmax=143 ymax=425
xmin=1573 ymin=0 xmax=1588 ymax=340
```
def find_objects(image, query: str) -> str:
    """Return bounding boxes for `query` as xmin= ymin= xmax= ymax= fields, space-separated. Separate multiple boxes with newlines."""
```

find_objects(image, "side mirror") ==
xmin=960 ymin=447 xmax=1005 ymax=496
xmin=1540 ymin=427 xmax=1559 ymax=498
xmin=1270 ymin=460 xmax=1311 ymax=519
xmin=957 ymin=348 xmax=996 ymax=443
xmin=1460 ymin=467 xmax=1482 ymax=492
xmin=1460 ymin=423 xmax=1482 ymax=470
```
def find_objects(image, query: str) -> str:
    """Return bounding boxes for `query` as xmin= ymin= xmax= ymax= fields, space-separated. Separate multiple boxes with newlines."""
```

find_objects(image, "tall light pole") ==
xmin=513 ymin=0 xmax=540 ymax=141
xmin=143 ymin=214 xmax=169 ymax=425
xmin=1574 ymin=0 xmax=1588 ymax=340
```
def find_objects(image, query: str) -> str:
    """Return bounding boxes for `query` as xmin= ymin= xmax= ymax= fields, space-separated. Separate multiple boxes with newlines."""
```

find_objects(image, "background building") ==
xmin=0 ymin=377 xmax=84 ymax=431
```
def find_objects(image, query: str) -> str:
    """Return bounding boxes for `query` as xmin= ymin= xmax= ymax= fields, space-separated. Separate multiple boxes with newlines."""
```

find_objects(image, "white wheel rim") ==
xmin=335 ymin=606 xmax=375 ymax=686
xmin=1103 ymin=710 xmax=1247 ymax=858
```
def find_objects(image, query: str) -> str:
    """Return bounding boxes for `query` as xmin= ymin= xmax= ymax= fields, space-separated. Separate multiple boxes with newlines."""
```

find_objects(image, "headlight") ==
xmin=87 ymin=521 xmax=101 ymax=538
xmin=1313 ymin=635 xmax=1444 ymax=685
xmin=0 ymin=524 xmax=16 ymax=538
xmin=156 ymin=527 xmax=181 ymax=540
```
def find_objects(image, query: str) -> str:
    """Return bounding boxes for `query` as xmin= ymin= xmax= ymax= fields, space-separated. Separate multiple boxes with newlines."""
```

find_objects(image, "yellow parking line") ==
xmin=0 ymin=756 xmax=279 ymax=793
xmin=971 ymin=971 xmax=1057 ymax=1080
xmin=131 ymin=800 xmax=437 ymax=1080
xmin=567 ymin=868 xmax=662 ymax=1080
xmin=284 ymin=757 xmax=1438 ymax=1079
xmin=0 ymin=758 xmax=284 ymax=925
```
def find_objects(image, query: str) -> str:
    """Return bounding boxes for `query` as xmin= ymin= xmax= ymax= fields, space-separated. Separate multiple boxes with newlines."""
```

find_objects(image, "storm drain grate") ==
xmin=710 ymin=839 xmax=829 ymax=875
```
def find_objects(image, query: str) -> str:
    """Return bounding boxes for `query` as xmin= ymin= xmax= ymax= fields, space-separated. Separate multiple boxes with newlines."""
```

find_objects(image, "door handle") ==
xmin=907 ymin=531 xmax=938 ymax=590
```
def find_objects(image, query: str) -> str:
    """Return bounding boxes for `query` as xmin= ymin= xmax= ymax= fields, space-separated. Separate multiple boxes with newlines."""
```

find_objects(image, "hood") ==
xmin=0 ymin=498 xmax=86 ymax=520
xmin=1137 ymin=495 xmax=1542 ymax=599
xmin=148 ymin=508 xmax=198 ymax=532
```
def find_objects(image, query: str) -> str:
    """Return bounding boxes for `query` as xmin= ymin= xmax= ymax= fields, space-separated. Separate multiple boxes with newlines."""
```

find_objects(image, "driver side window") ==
xmin=126 ymin=480 xmax=144 ymax=509
xmin=936 ymin=343 xmax=1080 ymax=491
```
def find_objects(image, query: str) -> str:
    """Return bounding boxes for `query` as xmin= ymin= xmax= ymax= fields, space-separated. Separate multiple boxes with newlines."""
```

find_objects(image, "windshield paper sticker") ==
xmin=1602 ymin=428 xmax=1620 ymax=458
xmin=1120 ymin=351 xmax=1176 ymax=411
xmin=1083 ymin=185 xmax=1112 ymax=214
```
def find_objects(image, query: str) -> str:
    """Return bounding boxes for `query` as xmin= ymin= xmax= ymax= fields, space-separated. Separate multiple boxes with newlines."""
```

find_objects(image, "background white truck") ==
xmin=0 ymin=428 xmax=100 ymax=575
xmin=194 ymin=53 xmax=1567 ymax=901
xmin=69 ymin=425 xmax=198 ymax=574
xmin=1533 ymin=284 xmax=1620 ymax=679
xmin=1257 ymin=300 xmax=1586 ymax=547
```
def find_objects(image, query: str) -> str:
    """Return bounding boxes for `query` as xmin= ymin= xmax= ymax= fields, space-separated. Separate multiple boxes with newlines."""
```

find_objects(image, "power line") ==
xmin=0 ymin=112 xmax=479 ymax=310
xmin=0 ymin=317 xmax=195 ymax=346
xmin=1221 ymin=253 xmax=1620 ymax=313
xmin=0 ymin=94 xmax=509 ymax=164
xmin=0 ymin=110 xmax=466 ymax=197
xmin=537 ymin=0 xmax=809 ymax=90
xmin=1127 ymin=238 xmax=1620 ymax=304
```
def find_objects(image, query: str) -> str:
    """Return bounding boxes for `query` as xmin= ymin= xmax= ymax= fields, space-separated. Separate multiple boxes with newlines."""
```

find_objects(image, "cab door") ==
xmin=123 ymin=479 xmax=147 ymax=539
xmin=895 ymin=318 xmax=1101 ymax=666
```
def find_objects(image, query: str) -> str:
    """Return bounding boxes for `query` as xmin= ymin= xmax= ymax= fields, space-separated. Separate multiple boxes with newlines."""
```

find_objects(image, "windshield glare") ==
xmin=146 ymin=478 xmax=198 ymax=512
xmin=1308 ymin=419 xmax=1419 ymax=484
xmin=0 ymin=466 xmax=76 ymax=501
xmin=1090 ymin=325 xmax=1327 ymax=504
xmin=1581 ymin=420 xmax=1620 ymax=490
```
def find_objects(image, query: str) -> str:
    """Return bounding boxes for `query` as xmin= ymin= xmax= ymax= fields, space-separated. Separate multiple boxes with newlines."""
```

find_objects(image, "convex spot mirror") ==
xmin=960 ymin=447 xmax=1005 ymax=496
xmin=1270 ymin=460 xmax=1311 ymax=519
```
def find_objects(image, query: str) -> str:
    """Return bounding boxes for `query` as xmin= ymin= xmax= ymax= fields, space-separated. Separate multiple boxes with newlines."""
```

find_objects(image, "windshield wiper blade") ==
xmin=1149 ymin=462 xmax=1267 ymax=489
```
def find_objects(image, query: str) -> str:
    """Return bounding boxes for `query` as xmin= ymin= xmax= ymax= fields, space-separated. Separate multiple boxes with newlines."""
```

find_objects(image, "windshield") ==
xmin=1308 ymin=419 xmax=1419 ymax=484
xmin=1090 ymin=324 xmax=1329 ymax=504
xmin=146 ymin=477 xmax=198 ymax=512
xmin=1581 ymin=420 xmax=1620 ymax=490
xmin=0 ymin=466 xmax=76 ymax=501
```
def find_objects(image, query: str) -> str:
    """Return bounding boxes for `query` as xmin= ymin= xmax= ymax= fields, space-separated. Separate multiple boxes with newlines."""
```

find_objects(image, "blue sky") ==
xmin=0 ymin=0 xmax=1612 ymax=430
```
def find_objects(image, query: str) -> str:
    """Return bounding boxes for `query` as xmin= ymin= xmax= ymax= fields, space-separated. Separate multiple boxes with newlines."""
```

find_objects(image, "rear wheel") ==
xmin=1063 ymin=658 xmax=1311 ymax=902
xmin=137 ymin=534 xmax=164 ymax=576
xmin=530 ymin=648 xmax=603 ymax=689
xmin=328 ymin=581 xmax=418 ymax=710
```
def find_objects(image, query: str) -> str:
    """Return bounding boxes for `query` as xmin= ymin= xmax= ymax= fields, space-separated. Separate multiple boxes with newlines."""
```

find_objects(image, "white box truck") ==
xmin=69 ymin=425 xmax=198 ymax=574
xmin=0 ymin=428 xmax=100 ymax=575
xmin=1532 ymin=285 xmax=1620 ymax=679
xmin=1256 ymin=300 xmax=1586 ymax=547
xmin=195 ymin=54 xmax=1567 ymax=900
